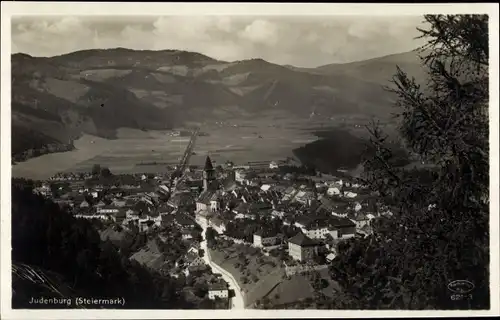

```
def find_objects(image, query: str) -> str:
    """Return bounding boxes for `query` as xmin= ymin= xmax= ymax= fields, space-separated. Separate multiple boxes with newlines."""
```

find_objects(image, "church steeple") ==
xmin=203 ymin=156 xmax=215 ymax=191
xmin=204 ymin=156 xmax=214 ymax=171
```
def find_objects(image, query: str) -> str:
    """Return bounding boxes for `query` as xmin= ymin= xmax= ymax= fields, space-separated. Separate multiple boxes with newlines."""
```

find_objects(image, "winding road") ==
xmin=200 ymin=227 xmax=245 ymax=309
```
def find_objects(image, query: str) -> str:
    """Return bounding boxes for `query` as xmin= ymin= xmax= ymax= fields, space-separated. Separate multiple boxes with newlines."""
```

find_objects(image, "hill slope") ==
xmin=11 ymin=48 xmax=421 ymax=161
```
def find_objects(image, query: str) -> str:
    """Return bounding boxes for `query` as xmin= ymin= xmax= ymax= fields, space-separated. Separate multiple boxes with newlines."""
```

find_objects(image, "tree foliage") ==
xmin=331 ymin=14 xmax=489 ymax=310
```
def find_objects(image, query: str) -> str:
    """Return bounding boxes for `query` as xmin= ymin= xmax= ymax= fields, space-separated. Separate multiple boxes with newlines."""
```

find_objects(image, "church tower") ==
xmin=203 ymin=156 xmax=215 ymax=191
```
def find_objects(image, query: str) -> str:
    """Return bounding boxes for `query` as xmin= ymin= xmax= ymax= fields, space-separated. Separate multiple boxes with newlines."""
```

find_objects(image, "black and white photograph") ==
xmin=1 ymin=2 xmax=499 ymax=318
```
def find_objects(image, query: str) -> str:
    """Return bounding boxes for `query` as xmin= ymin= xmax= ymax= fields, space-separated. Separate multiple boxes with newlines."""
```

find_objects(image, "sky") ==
xmin=11 ymin=15 xmax=428 ymax=68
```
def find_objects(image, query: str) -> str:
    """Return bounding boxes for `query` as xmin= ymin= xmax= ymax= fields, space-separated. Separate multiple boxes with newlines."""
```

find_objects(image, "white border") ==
xmin=1 ymin=2 xmax=499 ymax=319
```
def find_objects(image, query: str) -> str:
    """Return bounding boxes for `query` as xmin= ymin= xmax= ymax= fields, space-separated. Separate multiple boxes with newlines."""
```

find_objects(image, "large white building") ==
xmin=288 ymin=233 xmax=321 ymax=262
xmin=235 ymin=170 xmax=248 ymax=184
xmin=208 ymin=282 xmax=229 ymax=300
xmin=253 ymin=232 xmax=282 ymax=247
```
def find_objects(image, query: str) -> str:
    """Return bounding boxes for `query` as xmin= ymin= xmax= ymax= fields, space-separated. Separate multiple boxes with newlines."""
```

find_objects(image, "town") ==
xmin=26 ymin=150 xmax=396 ymax=309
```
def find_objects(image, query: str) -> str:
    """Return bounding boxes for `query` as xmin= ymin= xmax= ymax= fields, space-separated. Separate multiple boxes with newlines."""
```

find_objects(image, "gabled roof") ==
xmin=209 ymin=281 xmax=228 ymax=291
xmin=355 ymin=212 xmax=368 ymax=221
xmin=185 ymin=252 xmax=201 ymax=263
xmin=162 ymin=215 xmax=174 ymax=223
xmin=233 ymin=202 xmax=249 ymax=213
xmin=329 ymin=216 xmax=356 ymax=228
xmin=175 ymin=212 xmax=195 ymax=226
xmin=249 ymin=202 xmax=272 ymax=211
xmin=102 ymin=205 xmax=119 ymax=210
xmin=197 ymin=189 xmax=215 ymax=205
xmin=211 ymin=216 xmax=225 ymax=227
xmin=169 ymin=191 xmax=194 ymax=207
xmin=288 ymin=233 xmax=318 ymax=247
xmin=210 ymin=190 xmax=222 ymax=201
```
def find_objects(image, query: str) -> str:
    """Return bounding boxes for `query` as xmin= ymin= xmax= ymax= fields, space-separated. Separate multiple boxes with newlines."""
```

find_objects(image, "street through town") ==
xmin=200 ymin=227 xmax=245 ymax=309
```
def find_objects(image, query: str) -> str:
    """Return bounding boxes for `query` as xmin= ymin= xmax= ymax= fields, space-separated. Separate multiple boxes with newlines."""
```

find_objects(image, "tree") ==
xmin=331 ymin=15 xmax=489 ymax=310
xmin=101 ymin=167 xmax=113 ymax=178
xmin=205 ymin=227 xmax=217 ymax=248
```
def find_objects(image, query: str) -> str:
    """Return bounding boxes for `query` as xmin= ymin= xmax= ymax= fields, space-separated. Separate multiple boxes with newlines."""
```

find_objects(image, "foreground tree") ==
xmin=331 ymin=14 xmax=489 ymax=309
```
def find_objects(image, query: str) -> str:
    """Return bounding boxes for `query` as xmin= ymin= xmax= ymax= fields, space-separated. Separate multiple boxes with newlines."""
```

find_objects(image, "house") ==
xmin=187 ymin=243 xmax=201 ymax=255
xmin=221 ymin=177 xmax=238 ymax=192
xmin=353 ymin=212 xmax=369 ymax=229
xmin=75 ymin=212 xmax=109 ymax=220
xmin=269 ymin=161 xmax=279 ymax=169
xmin=149 ymin=211 xmax=162 ymax=226
xmin=181 ymin=229 xmax=193 ymax=240
xmin=261 ymin=184 xmax=272 ymax=192
xmin=235 ymin=170 xmax=248 ymax=184
xmin=177 ymin=252 xmax=206 ymax=276
xmin=98 ymin=205 xmax=119 ymax=215
xmin=161 ymin=214 xmax=174 ymax=227
xmin=288 ymin=233 xmax=321 ymax=262
xmin=293 ymin=190 xmax=316 ymax=206
xmin=240 ymin=190 xmax=260 ymax=204
xmin=300 ymin=219 xmax=332 ymax=240
xmin=174 ymin=212 xmax=195 ymax=229
xmin=208 ymin=281 xmax=229 ymax=300
xmin=248 ymin=202 xmax=272 ymax=213
xmin=232 ymin=202 xmax=249 ymax=215
xmin=108 ymin=209 xmax=125 ymax=223
xmin=125 ymin=208 xmax=137 ymax=218
xmin=327 ymin=187 xmax=341 ymax=196
xmin=168 ymin=191 xmax=195 ymax=210
xmin=283 ymin=215 xmax=294 ymax=226
xmin=158 ymin=184 xmax=170 ymax=195
xmin=95 ymin=200 xmax=106 ymax=208
xmin=195 ymin=210 xmax=213 ymax=228
xmin=210 ymin=190 xmax=223 ymax=212
xmin=112 ymin=199 xmax=127 ymax=207
xmin=354 ymin=202 xmax=363 ymax=212
xmin=157 ymin=203 xmax=175 ymax=215
xmin=271 ymin=210 xmax=285 ymax=219
xmin=139 ymin=220 xmax=155 ymax=233
xmin=359 ymin=224 xmax=373 ymax=236
xmin=344 ymin=191 xmax=358 ymax=198
xmin=326 ymin=253 xmax=336 ymax=262
xmin=80 ymin=200 xmax=90 ymax=209
xmin=281 ymin=187 xmax=298 ymax=202
xmin=210 ymin=216 xmax=227 ymax=234
xmin=329 ymin=216 xmax=357 ymax=239
xmin=253 ymin=231 xmax=282 ymax=247
xmin=196 ymin=189 xmax=215 ymax=212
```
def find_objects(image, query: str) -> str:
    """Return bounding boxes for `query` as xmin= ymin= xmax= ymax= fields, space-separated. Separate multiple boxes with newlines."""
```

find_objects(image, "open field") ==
xmin=13 ymin=115 xmax=363 ymax=180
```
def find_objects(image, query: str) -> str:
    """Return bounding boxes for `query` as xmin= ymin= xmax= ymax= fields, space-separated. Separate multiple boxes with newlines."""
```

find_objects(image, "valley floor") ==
xmin=12 ymin=119 xmax=328 ymax=180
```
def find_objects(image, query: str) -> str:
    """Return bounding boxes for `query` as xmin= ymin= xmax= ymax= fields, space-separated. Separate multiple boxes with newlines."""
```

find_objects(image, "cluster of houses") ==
xmin=188 ymin=156 xmax=388 ymax=266
xmin=35 ymin=155 xmax=393 ymax=299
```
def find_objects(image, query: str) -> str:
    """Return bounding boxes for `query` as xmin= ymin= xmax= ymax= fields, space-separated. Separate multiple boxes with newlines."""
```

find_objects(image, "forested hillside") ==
xmin=11 ymin=180 xmax=191 ymax=309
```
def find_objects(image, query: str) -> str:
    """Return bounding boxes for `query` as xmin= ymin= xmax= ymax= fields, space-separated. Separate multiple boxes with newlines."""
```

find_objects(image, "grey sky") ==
xmin=11 ymin=15 xmax=428 ymax=67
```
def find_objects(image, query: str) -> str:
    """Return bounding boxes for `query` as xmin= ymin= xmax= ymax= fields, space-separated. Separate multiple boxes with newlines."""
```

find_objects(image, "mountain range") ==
xmin=11 ymin=48 xmax=426 ymax=162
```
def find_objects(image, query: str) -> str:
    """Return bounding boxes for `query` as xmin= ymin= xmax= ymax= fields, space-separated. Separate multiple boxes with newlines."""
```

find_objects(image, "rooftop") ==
xmin=209 ymin=281 xmax=228 ymax=291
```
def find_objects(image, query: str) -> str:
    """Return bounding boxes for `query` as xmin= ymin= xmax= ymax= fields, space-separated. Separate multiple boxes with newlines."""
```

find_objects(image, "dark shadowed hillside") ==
xmin=11 ymin=181 xmax=192 ymax=309
xmin=293 ymin=128 xmax=410 ymax=174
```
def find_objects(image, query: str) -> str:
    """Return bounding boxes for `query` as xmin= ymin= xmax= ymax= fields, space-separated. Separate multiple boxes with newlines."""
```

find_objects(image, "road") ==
xmin=200 ymin=227 xmax=245 ymax=309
